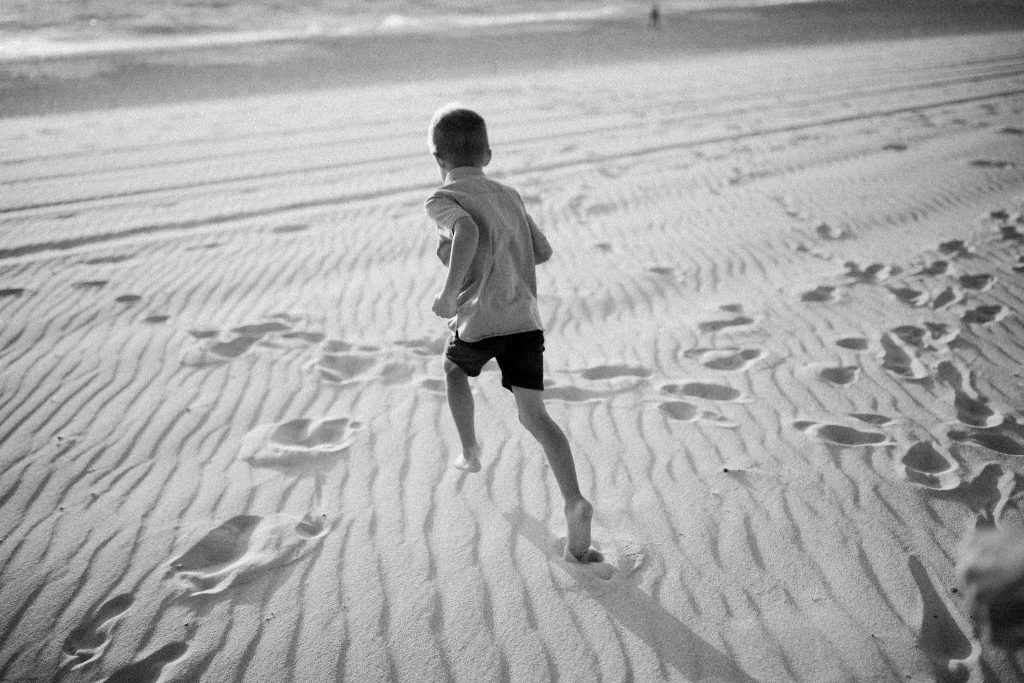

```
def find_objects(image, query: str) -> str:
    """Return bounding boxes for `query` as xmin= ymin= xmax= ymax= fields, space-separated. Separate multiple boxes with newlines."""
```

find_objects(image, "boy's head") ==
xmin=429 ymin=103 xmax=491 ymax=170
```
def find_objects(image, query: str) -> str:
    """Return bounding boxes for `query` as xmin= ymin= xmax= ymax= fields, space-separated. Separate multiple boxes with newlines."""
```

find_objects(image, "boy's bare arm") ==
xmin=527 ymin=214 xmax=553 ymax=264
xmin=433 ymin=216 xmax=479 ymax=318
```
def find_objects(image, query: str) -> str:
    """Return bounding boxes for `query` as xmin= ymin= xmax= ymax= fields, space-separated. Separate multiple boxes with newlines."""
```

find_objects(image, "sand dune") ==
xmin=2 ymin=28 xmax=1024 ymax=682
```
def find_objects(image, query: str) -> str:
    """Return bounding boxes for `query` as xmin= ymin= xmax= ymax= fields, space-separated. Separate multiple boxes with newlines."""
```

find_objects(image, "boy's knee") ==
xmin=443 ymin=357 xmax=465 ymax=378
xmin=515 ymin=397 xmax=549 ymax=433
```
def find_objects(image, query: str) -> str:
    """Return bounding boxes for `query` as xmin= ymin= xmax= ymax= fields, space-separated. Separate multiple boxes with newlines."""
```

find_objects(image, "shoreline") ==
xmin=3 ymin=0 xmax=1024 ymax=118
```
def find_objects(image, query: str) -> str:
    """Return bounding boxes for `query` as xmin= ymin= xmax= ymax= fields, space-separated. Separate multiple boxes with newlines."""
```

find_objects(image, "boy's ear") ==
xmin=482 ymin=149 xmax=492 ymax=167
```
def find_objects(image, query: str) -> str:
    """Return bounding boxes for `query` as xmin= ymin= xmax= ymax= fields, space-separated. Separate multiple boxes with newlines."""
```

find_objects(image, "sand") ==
xmin=2 ymin=15 xmax=1024 ymax=683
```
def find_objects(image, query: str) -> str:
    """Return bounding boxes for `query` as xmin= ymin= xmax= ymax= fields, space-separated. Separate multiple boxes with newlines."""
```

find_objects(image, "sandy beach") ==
xmin=3 ymin=2 xmax=1024 ymax=680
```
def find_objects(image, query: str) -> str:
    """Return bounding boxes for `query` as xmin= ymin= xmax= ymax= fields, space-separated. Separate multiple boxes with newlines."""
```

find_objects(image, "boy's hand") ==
xmin=432 ymin=292 xmax=458 ymax=318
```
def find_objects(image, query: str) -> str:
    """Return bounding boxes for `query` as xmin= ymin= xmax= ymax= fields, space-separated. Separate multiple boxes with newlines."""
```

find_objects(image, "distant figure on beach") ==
xmin=649 ymin=3 xmax=660 ymax=28
xmin=425 ymin=103 xmax=600 ymax=564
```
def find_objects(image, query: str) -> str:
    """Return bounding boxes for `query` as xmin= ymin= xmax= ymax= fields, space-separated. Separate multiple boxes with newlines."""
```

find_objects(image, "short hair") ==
xmin=429 ymin=103 xmax=489 ymax=166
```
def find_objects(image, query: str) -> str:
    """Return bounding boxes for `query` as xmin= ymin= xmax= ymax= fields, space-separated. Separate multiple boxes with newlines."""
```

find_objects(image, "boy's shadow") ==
xmin=505 ymin=509 xmax=757 ymax=683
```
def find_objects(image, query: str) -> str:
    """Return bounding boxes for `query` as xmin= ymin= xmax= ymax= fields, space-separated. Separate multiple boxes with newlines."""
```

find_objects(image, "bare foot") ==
xmin=453 ymin=445 xmax=481 ymax=473
xmin=564 ymin=498 xmax=600 ymax=562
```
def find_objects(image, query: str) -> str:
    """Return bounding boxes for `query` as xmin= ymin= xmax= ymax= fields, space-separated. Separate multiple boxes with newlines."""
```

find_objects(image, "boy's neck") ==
xmin=436 ymin=150 xmax=491 ymax=180
xmin=440 ymin=164 xmax=486 ymax=182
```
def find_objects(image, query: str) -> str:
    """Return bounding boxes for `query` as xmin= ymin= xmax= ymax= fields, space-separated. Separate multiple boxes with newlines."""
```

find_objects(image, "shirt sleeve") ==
xmin=524 ymin=207 xmax=552 ymax=264
xmin=425 ymin=193 xmax=472 ymax=266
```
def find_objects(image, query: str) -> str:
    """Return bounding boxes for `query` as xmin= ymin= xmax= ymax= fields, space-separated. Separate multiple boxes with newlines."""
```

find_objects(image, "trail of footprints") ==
xmin=61 ymin=592 xmax=188 ymax=681
xmin=62 ymin=511 xmax=332 ymax=678
xmin=790 ymin=207 xmax=1024 ymax=520
xmin=53 ymin=208 xmax=1024 ymax=675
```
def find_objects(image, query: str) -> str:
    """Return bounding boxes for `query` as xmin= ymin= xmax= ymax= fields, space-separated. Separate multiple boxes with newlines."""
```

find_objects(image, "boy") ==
xmin=425 ymin=103 xmax=599 ymax=563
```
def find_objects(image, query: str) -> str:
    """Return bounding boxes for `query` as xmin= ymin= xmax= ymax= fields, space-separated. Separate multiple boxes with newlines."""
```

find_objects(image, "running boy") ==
xmin=425 ymin=103 xmax=599 ymax=563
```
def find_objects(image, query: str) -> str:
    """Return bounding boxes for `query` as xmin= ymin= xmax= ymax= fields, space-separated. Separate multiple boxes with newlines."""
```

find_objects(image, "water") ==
xmin=0 ymin=0 xmax=834 ymax=61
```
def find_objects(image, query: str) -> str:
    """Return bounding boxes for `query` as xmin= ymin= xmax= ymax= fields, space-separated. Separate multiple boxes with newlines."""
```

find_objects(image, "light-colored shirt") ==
xmin=425 ymin=167 xmax=550 ymax=342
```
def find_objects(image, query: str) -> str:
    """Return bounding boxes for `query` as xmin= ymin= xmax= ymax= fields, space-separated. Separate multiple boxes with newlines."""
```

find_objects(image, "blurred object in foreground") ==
xmin=958 ymin=526 xmax=1024 ymax=648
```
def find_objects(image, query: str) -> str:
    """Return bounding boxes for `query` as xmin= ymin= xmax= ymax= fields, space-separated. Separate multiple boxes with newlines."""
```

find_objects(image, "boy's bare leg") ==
xmin=444 ymin=358 xmax=481 ymax=472
xmin=512 ymin=386 xmax=601 ymax=563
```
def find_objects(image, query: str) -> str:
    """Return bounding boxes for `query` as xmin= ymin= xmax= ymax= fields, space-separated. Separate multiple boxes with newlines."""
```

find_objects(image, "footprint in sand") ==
xmin=316 ymin=346 xmax=376 ymax=383
xmin=377 ymin=360 xmax=418 ymax=385
xmin=659 ymin=401 xmax=737 ymax=427
xmin=0 ymin=287 xmax=26 ymax=297
xmin=914 ymin=260 xmax=949 ymax=276
xmin=951 ymin=463 xmax=1024 ymax=525
xmin=919 ymin=322 xmax=960 ymax=348
xmin=949 ymin=429 xmax=1024 ymax=457
xmin=793 ymin=420 xmax=888 ymax=447
xmin=61 ymin=593 xmax=134 ymax=669
xmin=961 ymin=304 xmax=1006 ymax=325
xmin=938 ymin=240 xmax=971 ymax=258
xmin=883 ymin=142 xmax=908 ymax=151
xmin=908 ymin=556 xmax=978 ymax=678
xmin=697 ymin=315 xmax=756 ymax=333
xmin=844 ymin=261 xmax=898 ymax=284
xmin=169 ymin=513 xmax=330 ymax=595
xmin=850 ymin=413 xmax=895 ymax=426
xmin=239 ymin=417 xmax=362 ymax=467
xmin=800 ymin=285 xmax=842 ymax=303
xmin=143 ymin=314 xmax=169 ymax=324
xmin=420 ymin=378 xmax=447 ymax=394
xmin=931 ymin=286 xmax=964 ymax=310
xmin=544 ymin=380 xmax=625 ymax=403
xmin=958 ymin=273 xmax=995 ymax=291
xmin=1014 ymin=257 xmax=1024 ymax=274
xmin=580 ymin=364 xmax=652 ymax=381
xmin=815 ymin=222 xmax=849 ymax=240
xmin=818 ymin=365 xmax=860 ymax=386
xmin=836 ymin=337 xmax=869 ymax=351
xmin=684 ymin=347 xmax=765 ymax=371
xmin=660 ymin=401 xmax=699 ymax=421
xmin=662 ymin=381 xmax=745 ymax=402
xmin=879 ymin=332 xmax=929 ymax=381
xmin=182 ymin=335 xmax=258 ymax=366
xmin=183 ymin=318 xmax=314 ymax=364
xmin=230 ymin=321 xmax=291 ymax=337
xmin=998 ymin=225 xmax=1024 ymax=241
xmin=102 ymin=641 xmax=189 ymax=683
xmin=899 ymin=441 xmax=962 ymax=490
xmin=999 ymin=127 xmax=1024 ymax=136
xmin=887 ymin=286 xmax=929 ymax=307
xmin=562 ymin=536 xmax=647 ymax=583
xmin=935 ymin=361 xmax=1003 ymax=429
xmin=115 ymin=294 xmax=142 ymax=305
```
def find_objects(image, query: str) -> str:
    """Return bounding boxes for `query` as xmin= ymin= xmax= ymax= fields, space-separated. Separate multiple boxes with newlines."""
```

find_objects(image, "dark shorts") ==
xmin=445 ymin=330 xmax=545 ymax=391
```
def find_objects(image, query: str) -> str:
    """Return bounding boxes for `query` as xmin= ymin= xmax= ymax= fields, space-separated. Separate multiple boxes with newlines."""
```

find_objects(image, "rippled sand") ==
xmin=2 ymin=26 xmax=1024 ymax=682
